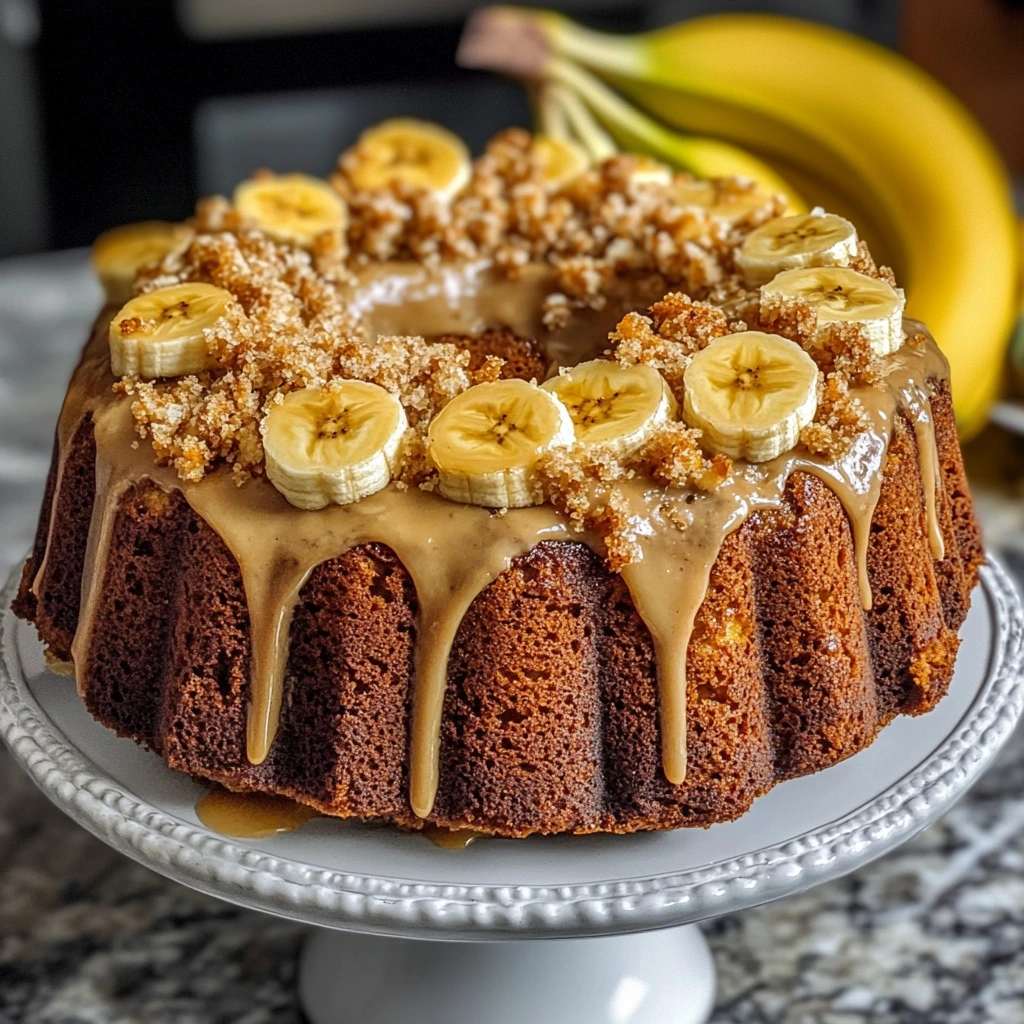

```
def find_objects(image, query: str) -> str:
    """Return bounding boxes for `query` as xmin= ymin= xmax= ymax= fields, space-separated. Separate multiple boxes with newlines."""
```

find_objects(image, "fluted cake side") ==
xmin=14 ymin=377 xmax=981 ymax=837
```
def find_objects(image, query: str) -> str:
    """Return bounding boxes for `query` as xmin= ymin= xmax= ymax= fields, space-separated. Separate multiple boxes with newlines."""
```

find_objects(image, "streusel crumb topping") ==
xmin=332 ymin=129 xmax=783 ymax=323
xmin=608 ymin=292 xmax=735 ymax=400
xmin=110 ymin=129 xmax=907 ymax=566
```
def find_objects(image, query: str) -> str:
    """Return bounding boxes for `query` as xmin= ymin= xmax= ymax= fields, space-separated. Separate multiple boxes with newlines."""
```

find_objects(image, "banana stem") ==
xmin=541 ymin=11 xmax=647 ymax=77
xmin=549 ymin=58 xmax=804 ymax=210
xmin=549 ymin=82 xmax=617 ymax=162
xmin=549 ymin=58 xmax=677 ymax=154
xmin=534 ymin=82 xmax=570 ymax=140
xmin=459 ymin=7 xmax=644 ymax=79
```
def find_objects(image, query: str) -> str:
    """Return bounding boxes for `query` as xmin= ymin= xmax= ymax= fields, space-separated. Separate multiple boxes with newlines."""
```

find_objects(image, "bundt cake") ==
xmin=13 ymin=123 xmax=982 ymax=838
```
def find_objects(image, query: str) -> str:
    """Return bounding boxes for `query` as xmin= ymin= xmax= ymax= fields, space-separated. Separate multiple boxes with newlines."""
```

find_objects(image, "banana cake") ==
xmin=14 ymin=123 xmax=982 ymax=837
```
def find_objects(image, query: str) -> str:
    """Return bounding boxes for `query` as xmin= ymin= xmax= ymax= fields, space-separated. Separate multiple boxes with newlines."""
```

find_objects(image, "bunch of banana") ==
xmin=459 ymin=7 xmax=1020 ymax=438
xmin=1011 ymin=219 xmax=1024 ymax=392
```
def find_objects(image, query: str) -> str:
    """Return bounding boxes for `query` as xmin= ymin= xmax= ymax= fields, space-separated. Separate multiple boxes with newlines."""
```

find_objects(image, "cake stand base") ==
xmin=299 ymin=926 xmax=715 ymax=1024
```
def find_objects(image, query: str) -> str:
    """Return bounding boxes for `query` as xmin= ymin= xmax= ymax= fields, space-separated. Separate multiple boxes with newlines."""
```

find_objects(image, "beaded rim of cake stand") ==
xmin=1 ymin=556 xmax=1022 ymax=940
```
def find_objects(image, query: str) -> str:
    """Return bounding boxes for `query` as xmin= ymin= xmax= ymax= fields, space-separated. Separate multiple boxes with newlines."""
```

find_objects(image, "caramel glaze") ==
xmin=45 ymin=260 xmax=950 ymax=817
xmin=421 ymin=825 xmax=485 ymax=849
xmin=195 ymin=788 xmax=320 ymax=838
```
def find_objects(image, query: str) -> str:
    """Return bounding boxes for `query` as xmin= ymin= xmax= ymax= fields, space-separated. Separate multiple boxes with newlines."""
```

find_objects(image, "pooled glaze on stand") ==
xmin=422 ymin=825 xmax=485 ymax=849
xmin=195 ymin=788 xmax=320 ymax=838
xmin=48 ymin=260 xmax=949 ymax=818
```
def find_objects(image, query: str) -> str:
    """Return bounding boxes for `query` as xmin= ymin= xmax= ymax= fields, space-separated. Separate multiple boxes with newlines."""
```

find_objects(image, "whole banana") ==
xmin=461 ymin=8 xmax=1019 ymax=438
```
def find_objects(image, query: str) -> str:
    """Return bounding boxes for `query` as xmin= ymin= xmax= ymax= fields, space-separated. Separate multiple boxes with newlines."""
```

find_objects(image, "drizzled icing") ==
xmin=614 ymin=426 xmax=891 ymax=785
xmin=47 ymin=265 xmax=949 ymax=819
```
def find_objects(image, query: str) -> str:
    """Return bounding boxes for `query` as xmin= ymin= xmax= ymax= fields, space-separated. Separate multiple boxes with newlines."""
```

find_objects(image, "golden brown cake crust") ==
xmin=15 ymin=370 xmax=980 ymax=837
xmin=14 ymin=415 xmax=96 ymax=658
xmin=433 ymin=327 xmax=549 ymax=383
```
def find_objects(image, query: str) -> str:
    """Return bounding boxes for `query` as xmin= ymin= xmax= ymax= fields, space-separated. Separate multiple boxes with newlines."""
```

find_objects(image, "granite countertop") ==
xmin=2 ymin=252 xmax=1024 ymax=1024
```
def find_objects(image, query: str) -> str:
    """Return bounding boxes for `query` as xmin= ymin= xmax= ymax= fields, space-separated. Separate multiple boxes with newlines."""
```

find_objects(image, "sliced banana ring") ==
xmin=263 ymin=382 xmax=408 ymax=510
xmin=762 ymin=266 xmax=905 ymax=356
xmin=234 ymin=173 xmax=348 ymax=248
xmin=683 ymin=331 xmax=818 ymax=463
xmin=628 ymin=155 xmax=673 ymax=187
xmin=428 ymin=379 xmax=574 ymax=508
xmin=92 ymin=221 xmax=194 ymax=305
xmin=737 ymin=212 xmax=858 ymax=286
xmin=109 ymin=282 xmax=233 ymax=378
xmin=341 ymin=118 xmax=471 ymax=198
xmin=542 ymin=360 xmax=676 ymax=457
xmin=672 ymin=181 xmax=769 ymax=225
xmin=533 ymin=135 xmax=589 ymax=191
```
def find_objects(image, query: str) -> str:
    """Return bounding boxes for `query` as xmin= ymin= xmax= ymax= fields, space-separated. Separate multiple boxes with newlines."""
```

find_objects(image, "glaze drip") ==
xmin=880 ymin=337 xmax=948 ymax=562
xmin=53 ymin=274 xmax=949 ymax=818
xmin=913 ymin=404 xmax=945 ymax=561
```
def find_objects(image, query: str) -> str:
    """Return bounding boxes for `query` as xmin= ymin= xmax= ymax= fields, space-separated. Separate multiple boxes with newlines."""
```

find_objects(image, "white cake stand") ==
xmin=2 ymin=559 xmax=1023 ymax=1024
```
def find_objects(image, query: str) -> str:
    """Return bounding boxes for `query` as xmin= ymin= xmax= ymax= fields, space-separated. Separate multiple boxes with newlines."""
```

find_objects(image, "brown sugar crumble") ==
xmin=534 ymin=442 xmax=642 ymax=570
xmin=608 ymin=292 xmax=733 ymax=400
xmin=639 ymin=422 xmax=732 ymax=490
xmin=110 ymin=129 xmax=912 ymax=565
xmin=332 ymin=129 xmax=783 ymax=323
xmin=118 ymin=324 xmax=479 ymax=483
xmin=800 ymin=373 xmax=872 ymax=461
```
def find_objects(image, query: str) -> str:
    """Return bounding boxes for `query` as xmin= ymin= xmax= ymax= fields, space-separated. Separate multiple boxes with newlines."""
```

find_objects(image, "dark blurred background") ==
xmin=0 ymin=0 xmax=1021 ymax=258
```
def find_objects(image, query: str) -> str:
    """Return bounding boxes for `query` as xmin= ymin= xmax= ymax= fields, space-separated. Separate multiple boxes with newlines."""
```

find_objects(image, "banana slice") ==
xmin=672 ymin=181 xmax=769 ymax=225
xmin=683 ymin=331 xmax=818 ymax=463
xmin=737 ymin=212 xmax=858 ymax=286
xmin=262 ymin=382 xmax=408 ymax=510
xmin=533 ymin=135 xmax=589 ymax=190
xmin=92 ymin=221 xmax=193 ymax=304
xmin=542 ymin=360 xmax=676 ymax=457
xmin=234 ymin=173 xmax=348 ymax=248
xmin=428 ymin=379 xmax=574 ymax=508
xmin=762 ymin=266 xmax=906 ymax=355
xmin=629 ymin=155 xmax=673 ymax=187
xmin=341 ymin=118 xmax=471 ymax=198
xmin=109 ymin=282 xmax=233 ymax=378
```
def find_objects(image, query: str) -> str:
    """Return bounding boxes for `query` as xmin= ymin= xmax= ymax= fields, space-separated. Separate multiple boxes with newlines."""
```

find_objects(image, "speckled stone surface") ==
xmin=2 ymin=252 xmax=1024 ymax=1023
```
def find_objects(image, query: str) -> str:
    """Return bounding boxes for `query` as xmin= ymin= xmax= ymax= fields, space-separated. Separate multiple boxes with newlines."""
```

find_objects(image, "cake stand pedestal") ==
xmin=2 ymin=560 xmax=1023 ymax=1024
xmin=299 ymin=927 xmax=715 ymax=1024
